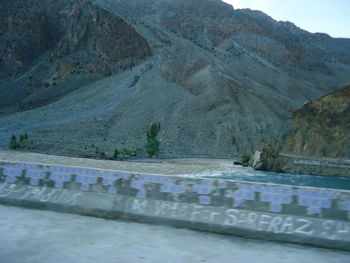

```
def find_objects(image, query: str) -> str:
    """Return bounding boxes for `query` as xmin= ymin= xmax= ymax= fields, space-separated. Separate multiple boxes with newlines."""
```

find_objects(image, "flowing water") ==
xmin=201 ymin=170 xmax=350 ymax=190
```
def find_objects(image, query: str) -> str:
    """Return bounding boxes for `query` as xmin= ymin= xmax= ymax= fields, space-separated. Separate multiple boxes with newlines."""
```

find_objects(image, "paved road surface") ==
xmin=0 ymin=205 xmax=349 ymax=263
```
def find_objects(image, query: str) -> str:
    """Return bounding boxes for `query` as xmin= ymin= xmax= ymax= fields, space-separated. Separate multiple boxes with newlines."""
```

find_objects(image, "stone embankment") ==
xmin=251 ymin=145 xmax=350 ymax=177
xmin=279 ymin=154 xmax=350 ymax=178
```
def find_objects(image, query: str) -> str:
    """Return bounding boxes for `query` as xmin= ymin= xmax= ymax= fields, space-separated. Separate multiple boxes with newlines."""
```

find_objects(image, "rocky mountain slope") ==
xmin=96 ymin=0 xmax=350 ymax=71
xmin=283 ymin=85 xmax=350 ymax=158
xmin=0 ymin=0 xmax=151 ymax=111
xmin=1 ymin=0 xmax=350 ymax=159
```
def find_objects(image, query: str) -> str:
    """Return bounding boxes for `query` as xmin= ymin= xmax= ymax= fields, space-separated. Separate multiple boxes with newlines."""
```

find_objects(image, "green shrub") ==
xmin=10 ymin=135 xmax=20 ymax=149
xmin=145 ymin=122 xmax=161 ymax=157
xmin=121 ymin=148 xmax=139 ymax=157
xmin=114 ymin=148 xmax=120 ymax=159
xmin=242 ymin=154 xmax=250 ymax=163
xmin=19 ymin=133 xmax=29 ymax=143
xmin=122 ymin=148 xmax=132 ymax=156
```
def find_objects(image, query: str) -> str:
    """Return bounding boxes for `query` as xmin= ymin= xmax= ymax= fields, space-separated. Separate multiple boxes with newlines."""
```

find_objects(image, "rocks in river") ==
xmin=253 ymin=144 xmax=284 ymax=173
xmin=251 ymin=151 xmax=262 ymax=167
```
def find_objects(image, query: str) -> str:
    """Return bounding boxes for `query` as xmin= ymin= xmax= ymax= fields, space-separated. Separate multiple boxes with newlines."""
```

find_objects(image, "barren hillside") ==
xmin=0 ymin=0 xmax=151 ymax=111
xmin=283 ymin=85 xmax=350 ymax=158
xmin=1 ymin=0 xmax=349 ymax=159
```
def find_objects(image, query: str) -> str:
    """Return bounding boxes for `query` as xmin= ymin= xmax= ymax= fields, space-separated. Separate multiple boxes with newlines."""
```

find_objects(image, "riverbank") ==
xmin=0 ymin=150 xmax=247 ymax=176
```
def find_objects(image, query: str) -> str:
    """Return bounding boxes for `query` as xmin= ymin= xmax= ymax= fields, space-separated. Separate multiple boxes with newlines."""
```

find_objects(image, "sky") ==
xmin=224 ymin=0 xmax=350 ymax=38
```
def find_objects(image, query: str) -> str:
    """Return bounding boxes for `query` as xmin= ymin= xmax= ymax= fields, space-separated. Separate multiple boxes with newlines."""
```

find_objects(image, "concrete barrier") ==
xmin=279 ymin=154 xmax=350 ymax=177
xmin=0 ymin=160 xmax=350 ymax=250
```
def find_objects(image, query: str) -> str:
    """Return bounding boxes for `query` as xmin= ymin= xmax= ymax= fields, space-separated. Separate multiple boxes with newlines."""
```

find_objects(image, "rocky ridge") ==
xmin=252 ymin=86 xmax=350 ymax=176
xmin=96 ymin=0 xmax=350 ymax=71
xmin=0 ymin=0 xmax=151 ymax=110
xmin=283 ymin=85 xmax=350 ymax=158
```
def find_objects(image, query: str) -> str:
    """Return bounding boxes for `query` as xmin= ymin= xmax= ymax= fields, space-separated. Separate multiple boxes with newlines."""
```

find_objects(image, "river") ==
xmin=199 ymin=170 xmax=350 ymax=190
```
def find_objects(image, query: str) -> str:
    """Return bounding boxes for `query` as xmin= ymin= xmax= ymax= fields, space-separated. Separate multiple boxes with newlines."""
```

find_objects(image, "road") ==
xmin=0 ymin=205 xmax=349 ymax=263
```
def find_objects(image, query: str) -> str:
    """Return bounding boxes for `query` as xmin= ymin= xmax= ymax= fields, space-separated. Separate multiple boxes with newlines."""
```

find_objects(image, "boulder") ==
xmin=254 ymin=144 xmax=284 ymax=172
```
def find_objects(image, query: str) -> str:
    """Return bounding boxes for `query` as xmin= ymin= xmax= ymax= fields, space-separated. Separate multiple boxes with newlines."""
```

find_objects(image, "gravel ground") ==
xmin=0 ymin=60 xmax=153 ymax=148
xmin=1 ymin=205 xmax=349 ymax=263
xmin=0 ymin=150 xmax=253 ymax=176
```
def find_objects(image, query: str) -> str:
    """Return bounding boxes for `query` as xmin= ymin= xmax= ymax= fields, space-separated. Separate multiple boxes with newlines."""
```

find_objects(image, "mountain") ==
xmin=283 ymin=85 xmax=350 ymax=158
xmin=0 ymin=0 xmax=151 ymax=110
xmin=95 ymin=0 xmax=350 ymax=71
xmin=0 ymin=0 xmax=349 ymax=159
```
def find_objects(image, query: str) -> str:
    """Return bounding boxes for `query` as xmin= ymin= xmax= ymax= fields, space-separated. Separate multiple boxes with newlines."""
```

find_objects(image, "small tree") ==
xmin=114 ymin=148 xmax=120 ymax=159
xmin=145 ymin=122 xmax=161 ymax=157
xmin=10 ymin=135 xmax=20 ymax=149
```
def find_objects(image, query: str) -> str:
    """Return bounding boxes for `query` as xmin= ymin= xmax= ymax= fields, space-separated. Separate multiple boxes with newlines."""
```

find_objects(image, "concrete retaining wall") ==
xmin=280 ymin=154 xmax=350 ymax=177
xmin=1 ymin=160 xmax=350 ymax=250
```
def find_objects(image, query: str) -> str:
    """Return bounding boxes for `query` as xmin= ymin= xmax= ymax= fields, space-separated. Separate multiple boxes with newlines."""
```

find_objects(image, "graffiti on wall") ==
xmin=129 ymin=198 xmax=350 ymax=241
xmin=0 ymin=182 xmax=81 ymax=204
xmin=0 ymin=162 xmax=349 ymax=217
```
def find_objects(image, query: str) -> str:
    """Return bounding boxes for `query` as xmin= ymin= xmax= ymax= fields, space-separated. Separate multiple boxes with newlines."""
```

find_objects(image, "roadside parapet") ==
xmin=0 ymin=160 xmax=349 ymax=250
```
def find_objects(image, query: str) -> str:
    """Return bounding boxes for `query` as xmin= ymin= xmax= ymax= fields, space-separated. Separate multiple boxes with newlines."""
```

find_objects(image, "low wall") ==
xmin=280 ymin=154 xmax=350 ymax=177
xmin=1 ymin=160 xmax=350 ymax=250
